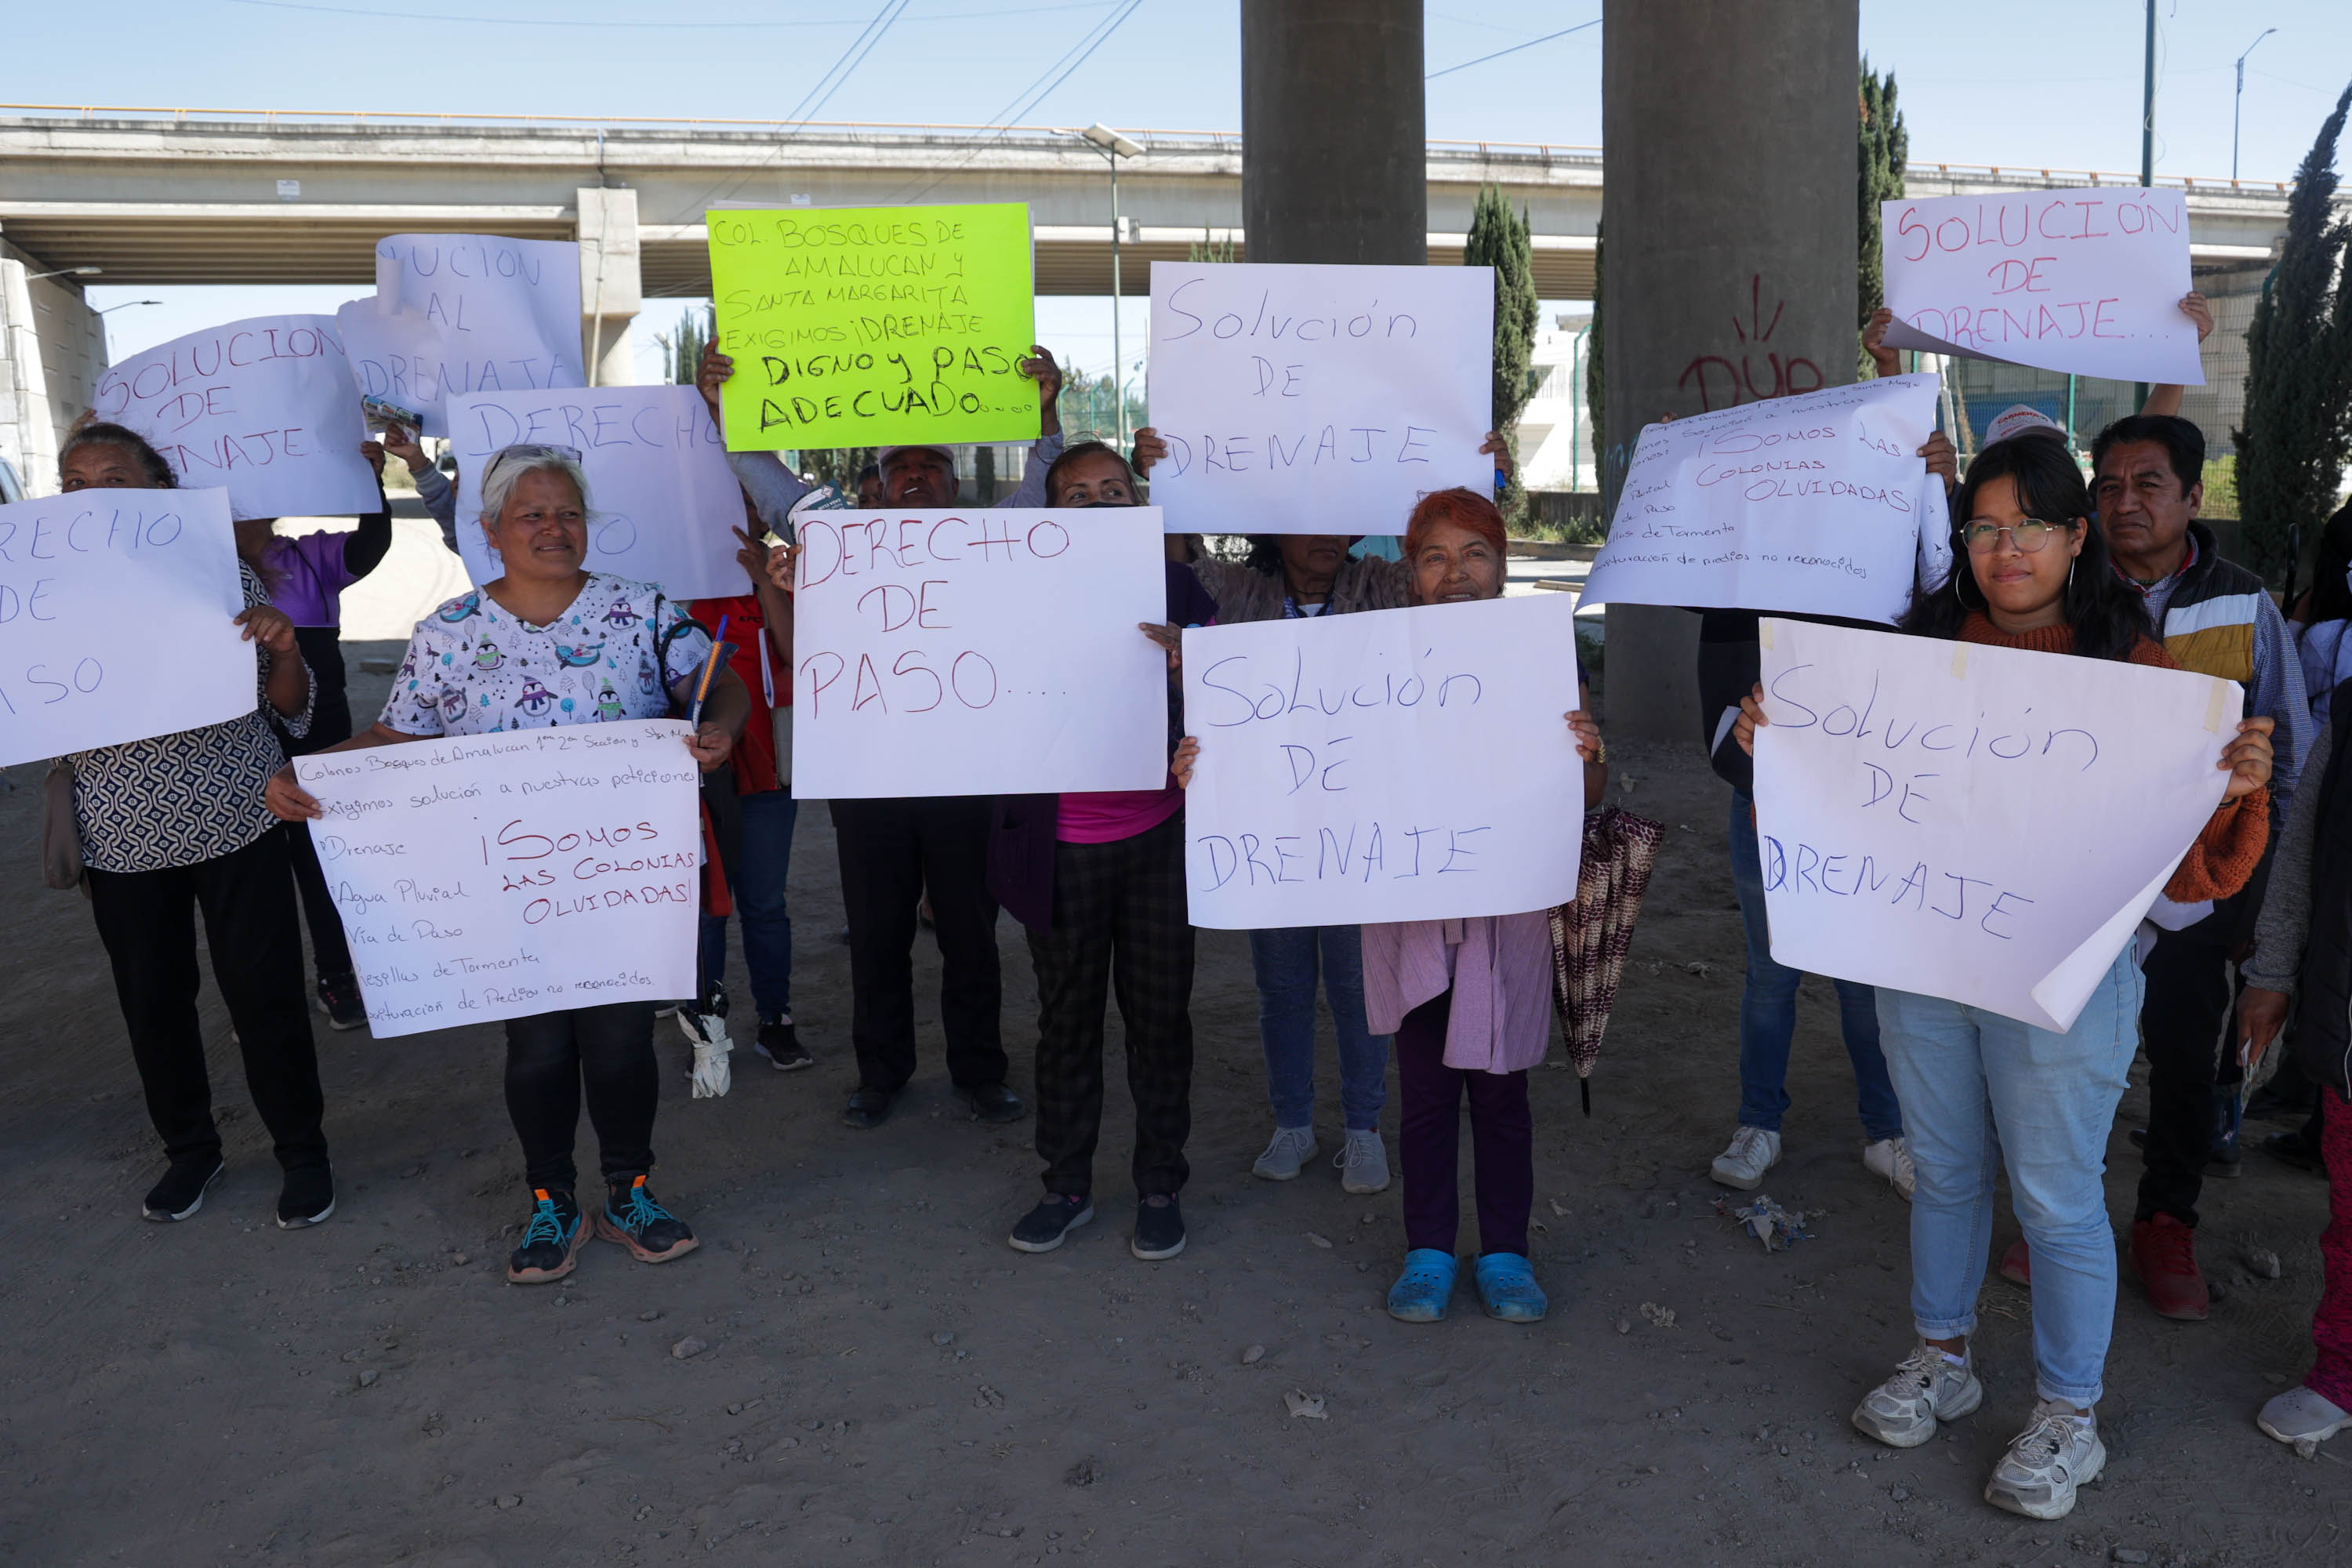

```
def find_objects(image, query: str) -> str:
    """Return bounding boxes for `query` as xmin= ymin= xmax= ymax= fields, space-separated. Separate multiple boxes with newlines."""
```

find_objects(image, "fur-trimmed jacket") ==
xmin=1188 ymin=554 xmax=1410 ymax=623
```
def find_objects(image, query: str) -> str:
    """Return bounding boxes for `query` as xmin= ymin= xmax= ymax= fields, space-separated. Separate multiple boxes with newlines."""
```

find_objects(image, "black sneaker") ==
xmin=596 ymin=1174 xmax=699 ymax=1264
xmin=316 ymin=972 xmax=368 ymax=1032
xmin=754 ymin=1016 xmax=812 ymax=1071
xmin=2265 ymin=1127 xmax=2326 ymax=1174
xmin=954 ymin=1080 xmax=1026 ymax=1123
xmin=276 ymin=1163 xmax=336 ymax=1229
xmin=1131 ymin=1194 xmax=1185 ymax=1261
xmin=143 ymin=1156 xmax=223 ymax=1222
xmin=506 ymin=1188 xmax=587 ymax=1284
xmin=1008 ymin=1192 xmax=1094 ymax=1254
xmin=843 ymin=1084 xmax=898 ymax=1130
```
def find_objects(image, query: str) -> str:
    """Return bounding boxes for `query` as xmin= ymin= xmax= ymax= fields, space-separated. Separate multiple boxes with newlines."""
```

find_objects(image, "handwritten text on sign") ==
xmin=336 ymin=234 xmax=586 ymax=438
xmin=1578 ymin=375 xmax=1944 ymax=624
xmin=1179 ymin=593 xmax=1584 ymax=929
xmin=292 ymin=720 xmax=702 ymax=1037
xmin=1145 ymin=263 xmax=1492 ymax=536
xmin=1752 ymin=619 xmax=2233 ymax=1030
xmin=1879 ymin=189 xmax=2201 ymax=385
xmin=448 ymin=386 xmax=750 ymax=601
xmin=94 ymin=315 xmax=379 ymax=522
xmin=790 ymin=507 xmax=1167 ymax=798
xmin=0 ymin=487 xmax=252 ymax=768
xmin=707 ymin=202 xmax=1039 ymax=452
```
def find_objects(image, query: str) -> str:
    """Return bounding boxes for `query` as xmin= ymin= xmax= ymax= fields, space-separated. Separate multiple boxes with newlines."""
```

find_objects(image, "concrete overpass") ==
xmin=0 ymin=103 xmax=2316 ymax=492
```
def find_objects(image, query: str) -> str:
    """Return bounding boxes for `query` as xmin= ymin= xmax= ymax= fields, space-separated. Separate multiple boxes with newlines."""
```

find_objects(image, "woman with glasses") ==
xmin=268 ymin=443 xmax=749 ymax=1286
xmin=1733 ymin=434 xmax=2274 ymax=1520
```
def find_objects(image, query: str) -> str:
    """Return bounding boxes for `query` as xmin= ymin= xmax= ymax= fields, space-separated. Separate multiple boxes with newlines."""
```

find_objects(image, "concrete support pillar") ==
xmin=0 ymin=252 xmax=103 ymax=499
xmin=1240 ymin=0 xmax=1425 ymax=264
xmin=575 ymin=187 xmax=641 ymax=387
xmin=1599 ymin=0 xmax=1858 ymax=740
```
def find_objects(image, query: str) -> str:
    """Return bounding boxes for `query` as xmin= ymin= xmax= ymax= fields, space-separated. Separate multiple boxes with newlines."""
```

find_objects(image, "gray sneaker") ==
xmin=1852 ymin=1341 xmax=1983 ymax=1448
xmin=1984 ymin=1400 xmax=2105 ymax=1520
xmin=1251 ymin=1125 xmax=1317 ymax=1181
xmin=1336 ymin=1129 xmax=1390 ymax=1194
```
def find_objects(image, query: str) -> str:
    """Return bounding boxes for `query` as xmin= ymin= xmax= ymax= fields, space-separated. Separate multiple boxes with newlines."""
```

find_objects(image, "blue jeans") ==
xmin=1876 ymin=946 xmax=2143 ymax=1408
xmin=1729 ymin=789 xmax=1902 ymax=1142
xmin=699 ymin=789 xmax=798 ymax=1019
xmin=1250 ymin=926 xmax=1389 ymax=1133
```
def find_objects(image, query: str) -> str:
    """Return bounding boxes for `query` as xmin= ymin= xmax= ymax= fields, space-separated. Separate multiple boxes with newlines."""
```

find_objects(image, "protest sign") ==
xmin=1751 ymin=619 xmax=2234 ymax=1031
xmin=0 ymin=487 xmax=252 ymax=768
xmin=1178 ymin=593 xmax=1584 ymax=929
xmin=93 ymin=316 xmax=379 ymax=521
xmin=789 ymin=506 xmax=1166 ymax=797
xmin=1577 ymin=374 xmax=1944 ymax=624
xmin=706 ymin=202 xmax=1039 ymax=452
xmin=447 ymin=386 xmax=750 ymax=600
xmin=1145 ymin=263 xmax=1492 ymax=536
xmin=291 ymin=719 xmax=702 ymax=1037
xmin=337 ymin=234 xmax=585 ymax=437
xmin=1879 ymin=189 xmax=2201 ymax=385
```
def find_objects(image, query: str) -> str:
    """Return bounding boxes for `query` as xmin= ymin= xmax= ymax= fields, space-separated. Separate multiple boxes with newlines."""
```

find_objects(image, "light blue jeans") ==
xmin=1875 ymin=946 xmax=2143 ymax=1409
xmin=1250 ymin=926 xmax=1390 ymax=1133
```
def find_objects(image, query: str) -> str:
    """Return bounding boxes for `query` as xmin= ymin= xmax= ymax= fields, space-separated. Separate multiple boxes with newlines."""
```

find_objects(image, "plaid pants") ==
xmin=1028 ymin=811 xmax=1194 ymax=1200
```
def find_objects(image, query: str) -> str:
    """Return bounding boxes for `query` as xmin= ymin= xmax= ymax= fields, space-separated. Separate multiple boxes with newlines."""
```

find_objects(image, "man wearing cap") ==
xmin=695 ymin=343 xmax=1065 ymax=1130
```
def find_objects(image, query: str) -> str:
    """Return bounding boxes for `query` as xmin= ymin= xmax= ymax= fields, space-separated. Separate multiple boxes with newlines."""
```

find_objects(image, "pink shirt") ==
xmin=1360 ymin=913 xmax=1555 ymax=1074
xmin=1056 ymin=781 xmax=1184 ymax=844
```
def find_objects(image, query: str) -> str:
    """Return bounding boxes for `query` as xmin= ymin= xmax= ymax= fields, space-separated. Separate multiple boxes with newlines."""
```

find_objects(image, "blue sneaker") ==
xmin=506 ymin=1188 xmax=586 ymax=1285
xmin=1474 ymin=1252 xmax=1548 ymax=1323
xmin=596 ymin=1174 xmax=699 ymax=1265
xmin=1386 ymin=1248 xmax=1458 ymax=1323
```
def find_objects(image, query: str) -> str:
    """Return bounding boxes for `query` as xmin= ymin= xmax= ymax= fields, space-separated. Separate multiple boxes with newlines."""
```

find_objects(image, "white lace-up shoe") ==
xmin=1710 ymin=1126 xmax=1781 ymax=1190
xmin=1851 ymin=1341 xmax=1983 ymax=1448
xmin=1336 ymin=1129 xmax=1390 ymax=1194
xmin=1251 ymin=1125 xmax=1318 ymax=1181
xmin=2257 ymin=1386 xmax=2350 ymax=1446
xmin=1984 ymin=1400 xmax=2105 ymax=1520
xmin=1863 ymin=1136 xmax=1916 ymax=1200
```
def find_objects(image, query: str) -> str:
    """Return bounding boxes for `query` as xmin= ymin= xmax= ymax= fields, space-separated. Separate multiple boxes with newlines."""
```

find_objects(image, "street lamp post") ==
xmin=24 ymin=266 xmax=101 ymax=283
xmin=2234 ymin=28 xmax=2278 ymax=181
xmin=1080 ymin=123 xmax=1142 ymax=449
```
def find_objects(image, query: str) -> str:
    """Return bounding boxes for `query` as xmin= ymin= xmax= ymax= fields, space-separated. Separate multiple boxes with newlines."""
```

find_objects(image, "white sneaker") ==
xmin=1710 ymin=1127 xmax=1781 ymax=1190
xmin=1984 ymin=1400 xmax=2105 ymax=1520
xmin=2257 ymin=1386 xmax=2350 ymax=1446
xmin=1851 ymin=1341 xmax=1983 ymax=1448
xmin=1336 ymin=1129 xmax=1390 ymax=1194
xmin=1862 ymin=1137 xmax=1916 ymax=1200
xmin=1252 ymin=1125 xmax=1318 ymax=1181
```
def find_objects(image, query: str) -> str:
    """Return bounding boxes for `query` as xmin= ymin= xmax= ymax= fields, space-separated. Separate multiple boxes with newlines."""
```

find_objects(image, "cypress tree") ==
xmin=1857 ymin=59 xmax=1907 ymax=372
xmin=1466 ymin=183 xmax=1538 ymax=527
xmin=2236 ymin=83 xmax=2352 ymax=581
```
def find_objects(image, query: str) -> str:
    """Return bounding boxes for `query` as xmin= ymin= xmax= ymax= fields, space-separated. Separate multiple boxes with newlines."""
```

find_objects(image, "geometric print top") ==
xmin=71 ymin=561 xmax=315 ymax=874
xmin=382 ymin=573 xmax=712 ymax=739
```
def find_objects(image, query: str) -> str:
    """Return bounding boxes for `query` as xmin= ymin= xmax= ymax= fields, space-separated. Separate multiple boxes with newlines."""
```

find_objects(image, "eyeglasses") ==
xmin=1960 ymin=517 xmax=2073 ymax=554
xmin=482 ymin=444 xmax=583 ymax=483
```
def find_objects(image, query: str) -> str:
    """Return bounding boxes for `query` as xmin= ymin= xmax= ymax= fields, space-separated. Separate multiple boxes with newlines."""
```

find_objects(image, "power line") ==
xmin=224 ymin=0 xmax=1107 ymax=28
xmin=1425 ymin=17 xmax=1598 ymax=82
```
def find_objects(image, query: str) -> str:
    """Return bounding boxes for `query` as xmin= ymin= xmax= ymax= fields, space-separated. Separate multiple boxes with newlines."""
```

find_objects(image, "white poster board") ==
xmin=336 ymin=234 xmax=585 ymax=437
xmin=447 ymin=386 xmax=750 ymax=600
xmin=1753 ymin=619 xmax=2235 ymax=1031
xmin=1578 ymin=375 xmax=1945 ymax=623
xmin=0 ymin=488 xmax=253 ymax=768
xmin=291 ymin=719 xmax=702 ymax=1036
xmin=92 ymin=316 xmax=379 ymax=521
xmin=790 ymin=507 xmax=1168 ymax=798
xmin=1145 ymin=263 xmax=1493 ymax=535
xmin=1179 ymin=593 xmax=1584 ymax=929
xmin=1879 ymin=189 xmax=2201 ymax=385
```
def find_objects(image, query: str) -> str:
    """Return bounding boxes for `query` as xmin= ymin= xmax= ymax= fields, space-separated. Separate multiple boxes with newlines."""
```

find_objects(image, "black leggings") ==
xmin=503 ymin=1002 xmax=660 ymax=1190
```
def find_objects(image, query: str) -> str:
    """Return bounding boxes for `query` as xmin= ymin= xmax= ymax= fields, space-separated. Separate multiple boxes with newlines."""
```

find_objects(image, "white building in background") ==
xmin=1519 ymin=311 xmax=1596 ymax=494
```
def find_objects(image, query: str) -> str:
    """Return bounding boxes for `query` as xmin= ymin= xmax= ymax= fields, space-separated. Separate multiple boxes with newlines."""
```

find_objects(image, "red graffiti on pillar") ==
xmin=1676 ymin=275 xmax=1825 ymax=412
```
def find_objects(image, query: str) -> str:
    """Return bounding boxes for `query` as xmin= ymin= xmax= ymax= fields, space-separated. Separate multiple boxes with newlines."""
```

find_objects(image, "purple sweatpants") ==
xmin=1396 ymin=989 xmax=1534 ymax=1258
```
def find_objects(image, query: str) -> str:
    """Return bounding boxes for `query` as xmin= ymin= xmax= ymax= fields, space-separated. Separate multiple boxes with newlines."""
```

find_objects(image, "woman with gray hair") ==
xmin=267 ymin=443 xmax=750 ymax=1287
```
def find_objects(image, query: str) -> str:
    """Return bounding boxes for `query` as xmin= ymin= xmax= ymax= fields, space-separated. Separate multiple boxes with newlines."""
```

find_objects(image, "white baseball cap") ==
xmin=1981 ymin=405 xmax=2068 ymax=447
xmin=877 ymin=445 xmax=956 ymax=473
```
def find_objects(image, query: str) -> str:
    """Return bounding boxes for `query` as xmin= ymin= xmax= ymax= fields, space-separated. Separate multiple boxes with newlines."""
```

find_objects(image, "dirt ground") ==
xmin=0 ymin=644 xmax=2343 ymax=1568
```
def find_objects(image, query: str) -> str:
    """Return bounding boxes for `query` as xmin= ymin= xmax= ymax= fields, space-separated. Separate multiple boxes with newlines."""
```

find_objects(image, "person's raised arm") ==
xmin=1863 ymin=307 xmax=1902 ymax=379
xmin=1004 ymin=346 xmax=1067 ymax=508
xmin=2139 ymin=292 xmax=2212 ymax=419
xmin=343 ymin=440 xmax=395 ymax=579
xmin=740 ymin=524 xmax=793 ymax=669
xmin=699 ymin=341 xmax=814 ymax=525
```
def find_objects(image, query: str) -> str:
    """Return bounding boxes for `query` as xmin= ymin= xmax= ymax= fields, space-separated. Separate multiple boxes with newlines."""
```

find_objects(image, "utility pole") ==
xmin=2136 ymin=0 xmax=2156 ymax=412
xmin=2234 ymin=28 xmax=2277 ymax=182
xmin=1077 ymin=123 xmax=1142 ymax=448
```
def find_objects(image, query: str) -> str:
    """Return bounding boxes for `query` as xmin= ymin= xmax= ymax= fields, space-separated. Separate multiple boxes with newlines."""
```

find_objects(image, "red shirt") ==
xmin=688 ymin=593 xmax=788 ymax=795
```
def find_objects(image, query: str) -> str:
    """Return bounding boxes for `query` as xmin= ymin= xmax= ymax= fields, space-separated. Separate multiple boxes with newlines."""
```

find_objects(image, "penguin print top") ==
xmin=382 ymin=572 xmax=714 ymax=739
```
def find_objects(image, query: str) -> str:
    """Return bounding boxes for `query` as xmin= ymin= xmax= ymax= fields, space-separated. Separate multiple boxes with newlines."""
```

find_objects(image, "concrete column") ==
xmin=1240 ymin=0 xmax=1425 ymax=264
xmin=575 ymin=187 xmax=641 ymax=387
xmin=0 ymin=254 xmax=103 ymax=499
xmin=1599 ymin=0 xmax=1858 ymax=741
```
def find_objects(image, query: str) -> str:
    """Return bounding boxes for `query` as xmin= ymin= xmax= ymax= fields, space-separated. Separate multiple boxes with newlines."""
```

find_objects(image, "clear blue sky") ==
xmin=23 ymin=0 xmax=2348 ymax=372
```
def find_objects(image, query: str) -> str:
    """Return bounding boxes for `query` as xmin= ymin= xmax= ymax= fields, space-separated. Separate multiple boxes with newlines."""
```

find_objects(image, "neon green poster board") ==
xmin=706 ymin=202 xmax=1039 ymax=452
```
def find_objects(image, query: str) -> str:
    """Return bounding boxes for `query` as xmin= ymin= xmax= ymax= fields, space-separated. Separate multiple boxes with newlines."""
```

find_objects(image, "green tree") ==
xmin=1586 ymin=220 xmax=1605 ymax=496
xmin=662 ymin=305 xmax=713 ymax=386
xmin=1466 ymin=184 xmax=1537 ymax=527
xmin=2235 ymin=82 xmax=2352 ymax=581
xmin=1857 ymin=58 xmax=1907 ymax=373
xmin=1187 ymin=227 xmax=1237 ymax=263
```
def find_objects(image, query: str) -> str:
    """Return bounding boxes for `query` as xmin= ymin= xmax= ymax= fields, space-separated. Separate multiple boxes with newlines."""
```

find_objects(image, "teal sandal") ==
xmin=1387 ymin=1248 xmax=1458 ymax=1323
xmin=1474 ymin=1252 xmax=1548 ymax=1323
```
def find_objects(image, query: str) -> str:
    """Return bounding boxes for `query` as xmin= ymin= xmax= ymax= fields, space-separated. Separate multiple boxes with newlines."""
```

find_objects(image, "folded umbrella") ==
xmin=1549 ymin=804 xmax=1666 ymax=1113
